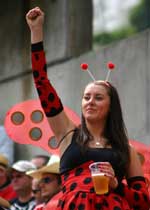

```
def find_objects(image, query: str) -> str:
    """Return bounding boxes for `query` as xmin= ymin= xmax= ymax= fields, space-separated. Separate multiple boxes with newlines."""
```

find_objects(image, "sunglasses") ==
xmin=32 ymin=189 xmax=41 ymax=194
xmin=40 ymin=177 xmax=56 ymax=184
xmin=11 ymin=174 xmax=25 ymax=179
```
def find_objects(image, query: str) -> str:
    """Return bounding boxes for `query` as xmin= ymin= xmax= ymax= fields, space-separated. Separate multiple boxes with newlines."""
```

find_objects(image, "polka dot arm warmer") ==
xmin=115 ymin=176 xmax=150 ymax=210
xmin=31 ymin=42 xmax=63 ymax=117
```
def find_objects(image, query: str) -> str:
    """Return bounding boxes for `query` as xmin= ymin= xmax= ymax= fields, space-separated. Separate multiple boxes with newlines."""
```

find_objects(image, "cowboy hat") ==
xmin=27 ymin=155 xmax=60 ymax=179
xmin=0 ymin=197 xmax=10 ymax=208
xmin=0 ymin=154 xmax=9 ymax=170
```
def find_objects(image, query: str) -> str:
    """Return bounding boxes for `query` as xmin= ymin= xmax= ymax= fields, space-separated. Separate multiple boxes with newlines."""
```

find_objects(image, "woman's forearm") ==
xmin=31 ymin=42 xmax=63 ymax=117
xmin=31 ymin=28 xmax=43 ymax=44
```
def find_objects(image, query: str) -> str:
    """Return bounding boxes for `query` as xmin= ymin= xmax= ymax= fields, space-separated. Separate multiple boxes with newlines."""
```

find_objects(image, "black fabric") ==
xmin=127 ymin=176 xmax=146 ymax=185
xmin=31 ymin=42 xmax=43 ymax=52
xmin=60 ymin=130 xmax=125 ymax=181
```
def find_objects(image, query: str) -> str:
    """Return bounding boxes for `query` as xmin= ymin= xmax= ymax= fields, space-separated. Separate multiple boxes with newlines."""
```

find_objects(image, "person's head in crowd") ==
xmin=0 ymin=154 xmax=17 ymax=201
xmin=32 ymin=178 xmax=42 ymax=205
xmin=31 ymin=155 xmax=50 ymax=169
xmin=28 ymin=155 xmax=61 ymax=203
xmin=30 ymin=155 xmax=50 ymax=204
xmin=11 ymin=160 xmax=36 ymax=197
xmin=0 ymin=154 xmax=9 ymax=187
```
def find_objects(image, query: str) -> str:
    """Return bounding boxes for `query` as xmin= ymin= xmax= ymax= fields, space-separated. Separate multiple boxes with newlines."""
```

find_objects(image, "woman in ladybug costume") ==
xmin=26 ymin=7 xmax=150 ymax=210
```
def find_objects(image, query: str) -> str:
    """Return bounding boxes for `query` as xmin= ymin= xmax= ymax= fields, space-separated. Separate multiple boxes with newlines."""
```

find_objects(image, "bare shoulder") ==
xmin=129 ymin=144 xmax=138 ymax=157
xmin=126 ymin=144 xmax=144 ymax=178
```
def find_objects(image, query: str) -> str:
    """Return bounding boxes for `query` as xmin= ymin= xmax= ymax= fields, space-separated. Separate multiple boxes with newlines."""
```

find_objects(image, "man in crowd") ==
xmin=0 ymin=154 xmax=16 ymax=201
xmin=10 ymin=160 xmax=36 ymax=210
xmin=31 ymin=155 xmax=50 ymax=169
xmin=28 ymin=155 xmax=62 ymax=210
xmin=31 ymin=154 xmax=50 ymax=205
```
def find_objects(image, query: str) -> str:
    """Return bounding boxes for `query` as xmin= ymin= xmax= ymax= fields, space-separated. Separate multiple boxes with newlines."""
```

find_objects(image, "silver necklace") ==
xmin=94 ymin=137 xmax=106 ymax=147
xmin=95 ymin=141 xmax=101 ymax=145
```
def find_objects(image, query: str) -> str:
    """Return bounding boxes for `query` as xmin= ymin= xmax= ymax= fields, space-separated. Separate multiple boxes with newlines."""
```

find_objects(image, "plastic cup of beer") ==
xmin=89 ymin=162 xmax=109 ymax=195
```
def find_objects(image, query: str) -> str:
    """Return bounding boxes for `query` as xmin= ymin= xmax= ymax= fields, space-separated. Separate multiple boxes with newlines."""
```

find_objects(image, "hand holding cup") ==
xmin=89 ymin=162 xmax=118 ymax=195
xmin=98 ymin=162 xmax=118 ymax=190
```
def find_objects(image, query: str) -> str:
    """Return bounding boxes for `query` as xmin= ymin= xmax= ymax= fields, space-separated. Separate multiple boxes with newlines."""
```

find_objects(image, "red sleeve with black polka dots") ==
xmin=115 ymin=176 xmax=150 ymax=210
xmin=31 ymin=42 xmax=63 ymax=117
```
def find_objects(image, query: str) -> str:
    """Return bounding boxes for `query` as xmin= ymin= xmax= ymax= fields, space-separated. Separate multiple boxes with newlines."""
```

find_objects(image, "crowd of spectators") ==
xmin=0 ymin=153 xmax=61 ymax=210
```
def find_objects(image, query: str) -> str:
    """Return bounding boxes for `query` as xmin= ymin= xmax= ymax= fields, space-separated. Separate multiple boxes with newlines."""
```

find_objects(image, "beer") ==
xmin=89 ymin=162 xmax=109 ymax=195
xmin=92 ymin=173 xmax=109 ymax=195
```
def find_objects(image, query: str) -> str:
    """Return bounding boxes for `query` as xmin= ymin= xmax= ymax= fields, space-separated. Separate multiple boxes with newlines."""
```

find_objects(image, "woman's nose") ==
xmin=88 ymin=97 xmax=95 ymax=104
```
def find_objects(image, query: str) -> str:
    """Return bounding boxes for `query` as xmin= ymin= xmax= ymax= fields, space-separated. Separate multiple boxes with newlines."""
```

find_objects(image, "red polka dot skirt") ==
xmin=56 ymin=161 xmax=131 ymax=210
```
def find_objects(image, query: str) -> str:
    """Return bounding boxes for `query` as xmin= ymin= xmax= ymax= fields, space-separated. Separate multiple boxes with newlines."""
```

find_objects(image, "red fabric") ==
xmin=129 ymin=139 xmax=150 ymax=196
xmin=122 ymin=178 xmax=150 ymax=210
xmin=129 ymin=139 xmax=150 ymax=174
xmin=32 ymin=51 xmax=47 ymax=79
xmin=4 ymin=99 xmax=80 ymax=155
xmin=0 ymin=183 xmax=17 ymax=201
xmin=32 ymin=50 xmax=63 ymax=117
xmin=44 ymin=192 xmax=62 ymax=210
xmin=144 ymin=173 xmax=150 ymax=195
xmin=33 ymin=193 xmax=62 ymax=210
xmin=56 ymin=161 xmax=131 ymax=210
xmin=33 ymin=203 xmax=45 ymax=210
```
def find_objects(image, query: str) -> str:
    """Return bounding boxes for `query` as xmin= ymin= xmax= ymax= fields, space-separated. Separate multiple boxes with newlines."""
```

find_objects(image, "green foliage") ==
xmin=93 ymin=0 xmax=150 ymax=47
xmin=129 ymin=0 xmax=150 ymax=32
xmin=93 ymin=27 xmax=135 ymax=46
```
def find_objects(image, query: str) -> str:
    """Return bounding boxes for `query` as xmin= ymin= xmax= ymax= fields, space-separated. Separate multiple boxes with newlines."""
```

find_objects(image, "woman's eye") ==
xmin=95 ymin=96 xmax=102 ymax=100
xmin=83 ymin=96 xmax=90 ymax=100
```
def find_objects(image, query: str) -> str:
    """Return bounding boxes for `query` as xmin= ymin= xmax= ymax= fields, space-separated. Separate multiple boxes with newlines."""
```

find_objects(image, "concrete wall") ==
xmin=1 ymin=29 xmax=150 ymax=160
xmin=0 ymin=0 xmax=92 ymax=82
xmin=45 ymin=29 xmax=150 ymax=146
xmin=0 ymin=0 xmax=92 ymax=160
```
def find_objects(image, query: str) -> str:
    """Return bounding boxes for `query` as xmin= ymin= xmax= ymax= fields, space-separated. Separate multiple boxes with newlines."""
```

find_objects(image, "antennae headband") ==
xmin=80 ymin=62 xmax=115 ymax=82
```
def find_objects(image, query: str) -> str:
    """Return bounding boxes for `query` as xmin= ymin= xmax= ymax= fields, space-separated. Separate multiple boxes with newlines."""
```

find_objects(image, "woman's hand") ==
xmin=26 ymin=7 xmax=44 ymax=30
xmin=99 ymin=162 xmax=118 ymax=190
xmin=26 ymin=7 xmax=44 ymax=43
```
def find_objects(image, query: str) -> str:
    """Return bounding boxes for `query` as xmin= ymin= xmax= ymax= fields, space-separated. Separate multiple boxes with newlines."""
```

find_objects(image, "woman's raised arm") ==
xmin=26 ymin=7 xmax=75 ymax=143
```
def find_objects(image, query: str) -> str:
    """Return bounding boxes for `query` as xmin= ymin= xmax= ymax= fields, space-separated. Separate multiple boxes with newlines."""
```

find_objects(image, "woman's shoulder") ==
xmin=126 ymin=144 xmax=144 ymax=178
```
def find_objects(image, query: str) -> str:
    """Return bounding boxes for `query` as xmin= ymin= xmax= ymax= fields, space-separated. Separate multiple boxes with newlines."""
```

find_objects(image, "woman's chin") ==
xmin=85 ymin=115 xmax=96 ymax=122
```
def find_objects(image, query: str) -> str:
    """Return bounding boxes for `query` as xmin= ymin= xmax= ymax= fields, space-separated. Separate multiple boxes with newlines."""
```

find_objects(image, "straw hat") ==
xmin=0 ymin=197 xmax=10 ymax=208
xmin=27 ymin=155 xmax=60 ymax=179
xmin=0 ymin=154 xmax=9 ymax=170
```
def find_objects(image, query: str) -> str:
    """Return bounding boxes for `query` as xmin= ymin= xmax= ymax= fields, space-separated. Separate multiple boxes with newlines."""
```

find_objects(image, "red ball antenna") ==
xmin=80 ymin=63 xmax=96 ymax=81
xmin=105 ymin=61 xmax=115 ymax=81
xmin=80 ymin=63 xmax=88 ymax=70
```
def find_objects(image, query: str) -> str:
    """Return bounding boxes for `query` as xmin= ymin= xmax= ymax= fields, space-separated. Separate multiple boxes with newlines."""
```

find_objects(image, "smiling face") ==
xmin=82 ymin=82 xmax=110 ymax=123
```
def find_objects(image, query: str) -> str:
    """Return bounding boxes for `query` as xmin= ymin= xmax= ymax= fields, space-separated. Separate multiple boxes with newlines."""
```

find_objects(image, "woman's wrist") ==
xmin=31 ymin=29 xmax=43 ymax=44
xmin=110 ymin=177 xmax=118 ymax=190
